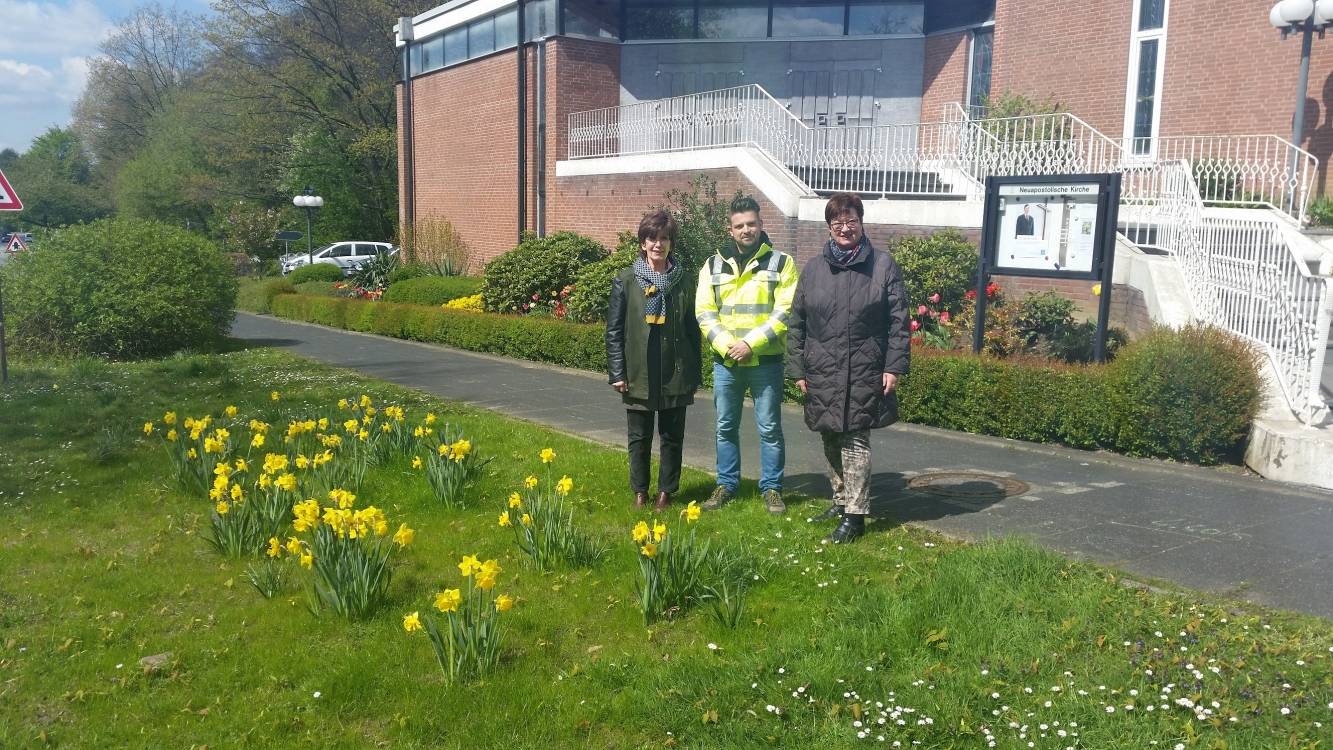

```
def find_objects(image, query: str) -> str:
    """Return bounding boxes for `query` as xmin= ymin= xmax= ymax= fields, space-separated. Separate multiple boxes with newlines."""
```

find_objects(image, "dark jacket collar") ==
xmin=823 ymin=236 xmax=873 ymax=270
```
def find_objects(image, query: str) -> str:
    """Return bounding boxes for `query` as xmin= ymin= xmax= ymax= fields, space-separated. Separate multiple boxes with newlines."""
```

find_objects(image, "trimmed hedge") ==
xmin=382 ymin=276 xmax=484 ymax=306
xmin=269 ymin=295 xmax=1262 ymax=464
xmin=237 ymin=278 xmax=296 ymax=313
xmin=287 ymin=263 xmax=345 ymax=284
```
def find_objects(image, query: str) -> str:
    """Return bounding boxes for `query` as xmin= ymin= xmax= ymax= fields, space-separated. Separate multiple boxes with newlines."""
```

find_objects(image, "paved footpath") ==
xmin=234 ymin=313 xmax=1333 ymax=619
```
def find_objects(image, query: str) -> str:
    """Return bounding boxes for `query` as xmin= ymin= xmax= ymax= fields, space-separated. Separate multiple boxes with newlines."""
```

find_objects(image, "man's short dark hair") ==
xmin=824 ymin=192 xmax=864 ymax=223
xmin=637 ymin=209 xmax=678 ymax=244
xmin=729 ymin=196 xmax=761 ymax=218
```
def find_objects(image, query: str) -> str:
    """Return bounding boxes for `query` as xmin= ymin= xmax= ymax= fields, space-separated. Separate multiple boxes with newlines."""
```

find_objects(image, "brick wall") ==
xmin=991 ymin=0 xmax=1133 ymax=137
xmin=921 ymin=31 xmax=970 ymax=122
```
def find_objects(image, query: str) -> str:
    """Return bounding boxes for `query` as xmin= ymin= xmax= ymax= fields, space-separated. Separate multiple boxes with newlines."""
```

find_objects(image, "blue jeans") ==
xmin=712 ymin=360 xmax=785 ymax=493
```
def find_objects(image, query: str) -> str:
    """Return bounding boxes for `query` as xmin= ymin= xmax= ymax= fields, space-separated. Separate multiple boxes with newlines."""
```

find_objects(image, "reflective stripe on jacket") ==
xmin=694 ymin=242 xmax=799 ymax=366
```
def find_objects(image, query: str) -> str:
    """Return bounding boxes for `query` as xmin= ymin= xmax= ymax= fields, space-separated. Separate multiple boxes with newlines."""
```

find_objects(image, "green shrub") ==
xmin=1045 ymin=321 xmax=1129 ymax=364
xmin=387 ymin=262 xmax=433 ymax=285
xmin=237 ymin=278 xmax=292 ymax=313
xmin=287 ymin=263 xmax=345 ymax=284
xmin=566 ymin=233 xmax=638 ymax=323
xmin=481 ymin=231 xmax=608 ymax=313
xmin=294 ymin=281 xmax=340 ymax=297
xmin=890 ymin=230 xmax=979 ymax=312
xmin=1 ymin=217 xmax=236 ymax=359
xmin=1306 ymin=195 xmax=1333 ymax=227
xmin=1014 ymin=291 xmax=1076 ymax=346
xmin=382 ymin=276 xmax=484 ymax=306
xmin=1105 ymin=324 xmax=1263 ymax=464
xmin=661 ymin=174 xmax=739 ymax=278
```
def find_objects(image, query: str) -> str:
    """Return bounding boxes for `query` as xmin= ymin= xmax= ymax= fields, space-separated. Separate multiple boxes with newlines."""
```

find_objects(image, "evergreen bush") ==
xmin=481 ymin=232 xmax=608 ymax=313
xmin=382 ymin=276 xmax=484 ymax=306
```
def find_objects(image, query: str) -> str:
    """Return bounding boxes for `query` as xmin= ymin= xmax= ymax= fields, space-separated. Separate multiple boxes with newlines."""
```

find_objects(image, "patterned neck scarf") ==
xmin=825 ymin=235 xmax=867 ymax=267
xmin=633 ymin=255 xmax=680 ymax=325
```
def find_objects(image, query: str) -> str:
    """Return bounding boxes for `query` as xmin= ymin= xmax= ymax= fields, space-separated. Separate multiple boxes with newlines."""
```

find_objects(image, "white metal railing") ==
xmin=1119 ymin=160 xmax=1332 ymax=424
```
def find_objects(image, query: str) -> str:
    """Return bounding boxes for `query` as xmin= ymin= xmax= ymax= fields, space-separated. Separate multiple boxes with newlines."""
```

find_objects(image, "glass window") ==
xmin=469 ymin=16 xmax=496 ymax=57
xmin=444 ymin=26 xmax=467 ymax=65
xmin=968 ymin=28 xmax=992 ymax=111
xmin=1131 ymin=38 xmax=1159 ymax=154
xmin=771 ymin=2 xmax=845 ymax=37
xmin=564 ymin=0 xmax=619 ymax=38
xmin=699 ymin=2 xmax=769 ymax=39
xmin=420 ymin=34 xmax=444 ymax=72
xmin=495 ymin=8 xmax=519 ymax=49
xmin=848 ymin=1 xmax=923 ymax=35
xmin=525 ymin=0 xmax=557 ymax=40
xmin=408 ymin=41 xmax=423 ymax=76
xmin=1138 ymin=0 xmax=1165 ymax=31
xmin=626 ymin=0 xmax=694 ymax=39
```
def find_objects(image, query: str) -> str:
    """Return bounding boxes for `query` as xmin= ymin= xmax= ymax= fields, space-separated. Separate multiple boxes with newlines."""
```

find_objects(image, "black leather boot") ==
xmin=825 ymin=513 xmax=865 ymax=544
xmin=810 ymin=503 xmax=844 ymax=523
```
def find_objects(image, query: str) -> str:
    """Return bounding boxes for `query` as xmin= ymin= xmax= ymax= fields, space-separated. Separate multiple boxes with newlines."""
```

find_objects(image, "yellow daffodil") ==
xmin=271 ymin=391 xmax=280 ymax=401
xmin=458 ymin=554 xmax=482 ymax=578
xmin=275 ymin=473 xmax=297 ymax=492
xmin=393 ymin=523 xmax=415 ymax=547
xmin=450 ymin=440 xmax=471 ymax=460
xmin=357 ymin=429 xmax=369 ymax=442
xmin=343 ymin=419 xmax=359 ymax=434
xmin=359 ymin=394 xmax=372 ymax=409
xmin=251 ymin=433 xmax=265 ymax=448
xmin=266 ymin=537 xmax=282 ymax=558
xmin=203 ymin=437 xmax=223 ymax=454
xmin=328 ymin=488 xmax=356 ymax=509
xmin=640 ymin=542 xmax=657 ymax=558
xmin=230 ymin=483 xmax=243 ymax=502
xmin=520 ymin=513 xmax=532 ymax=527
xmin=632 ymin=521 xmax=650 ymax=544
xmin=224 ymin=405 xmax=238 ymax=417
xmin=187 ymin=448 xmax=198 ymax=459
xmin=480 ymin=559 xmax=501 ymax=577
xmin=262 ymin=453 xmax=288 ymax=473
xmin=294 ymin=454 xmax=309 ymax=470
xmin=413 ymin=426 xmax=425 ymax=438
xmin=299 ymin=553 xmax=313 ymax=569
xmin=380 ymin=423 xmax=391 ymax=433
xmin=683 ymin=501 xmax=701 ymax=523
xmin=215 ymin=500 xmax=230 ymax=515
xmin=234 ymin=457 xmax=249 ymax=473
xmin=425 ymin=413 xmax=437 ymax=425
xmin=1092 ymin=283 xmax=1103 ymax=297
xmin=539 ymin=447 xmax=556 ymax=464
xmin=258 ymin=473 xmax=273 ymax=489
xmin=338 ymin=398 xmax=349 ymax=410
xmin=249 ymin=419 xmax=269 ymax=433
xmin=292 ymin=499 xmax=322 ymax=532
xmin=524 ymin=475 xmax=539 ymax=490
xmin=365 ymin=406 xmax=377 ymax=418
xmin=163 ymin=411 xmax=177 ymax=425
xmin=213 ymin=462 xmax=232 ymax=478
xmin=402 ymin=611 xmax=423 ymax=633
xmin=437 ymin=443 xmax=452 ymax=458
xmin=213 ymin=427 xmax=230 ymax=441
xmin=285 ymin=536 xmax=302 ymax=556
xmin=411 ymin=456 xmax=423 ymax=470
xmin=508 ymin=492 xmax=522 ymax=509
xmin=317 ymin=417 xmax=329 ymax=430
xmin=556 ymin=475 xmax=573 ymax=496
xmin=166 ymin=429 xmax=178 ymax=442
xmin=143 ymin=421 xmax=154 ymax=435
xmin=495 ymin=594 xmax=515 ymax=613
xmin=653 ymin=521 xmax=667 ymax=541
xmin=476 ymin=571 xmax=498 ymax=591
xmin=498 ymin=511 xmax=512 ymax=527
xmin=434 ymin=588 xmax=462 ymax=613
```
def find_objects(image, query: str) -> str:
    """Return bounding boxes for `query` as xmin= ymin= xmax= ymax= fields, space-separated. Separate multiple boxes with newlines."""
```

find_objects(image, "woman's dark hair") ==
xmin=824 ymin=192 xmax=865 ymax=223
xmin=637 ymin=209 xmax=678 ymax=245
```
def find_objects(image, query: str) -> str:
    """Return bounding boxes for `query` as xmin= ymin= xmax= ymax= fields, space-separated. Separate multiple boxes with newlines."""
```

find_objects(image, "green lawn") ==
xmin=1 ymin=348 xmax=1329 ymax=749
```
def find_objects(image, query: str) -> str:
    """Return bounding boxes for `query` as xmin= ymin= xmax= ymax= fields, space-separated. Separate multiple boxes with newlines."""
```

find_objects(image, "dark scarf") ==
xmin=633 ymin=255 xmax=681 ymax=325
xmin=825 ymin=235 xmax=867 ymax=268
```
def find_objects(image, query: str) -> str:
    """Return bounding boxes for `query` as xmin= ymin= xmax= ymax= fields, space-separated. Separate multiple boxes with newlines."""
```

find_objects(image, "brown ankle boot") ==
xmin=654 ymin=491 xmax=671 ymax=511
xmin=634 ymin=491 xmax=649 ymax=509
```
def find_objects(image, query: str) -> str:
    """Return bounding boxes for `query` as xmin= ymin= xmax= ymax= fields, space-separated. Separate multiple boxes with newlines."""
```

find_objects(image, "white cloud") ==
xmin=1 ymin=0 xmax=114 ymax=59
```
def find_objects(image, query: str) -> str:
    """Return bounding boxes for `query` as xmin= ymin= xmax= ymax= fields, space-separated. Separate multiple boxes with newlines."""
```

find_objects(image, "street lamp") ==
xmin=292 ymin=186 xmax=324 ymax=267
xmin=1270 ymin=0 xmax=1333 ymax=153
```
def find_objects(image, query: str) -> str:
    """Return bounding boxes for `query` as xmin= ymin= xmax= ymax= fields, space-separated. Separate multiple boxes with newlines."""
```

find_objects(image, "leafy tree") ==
xmin=113 ymin=96 xmax=221 ymax=231
xmin=6 ymin=128 xmax=111 ymax=229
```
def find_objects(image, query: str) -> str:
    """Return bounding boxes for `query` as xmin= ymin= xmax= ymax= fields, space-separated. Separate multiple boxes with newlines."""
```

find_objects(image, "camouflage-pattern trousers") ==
xmin=820 ymin=429 xmax=872 ymax=515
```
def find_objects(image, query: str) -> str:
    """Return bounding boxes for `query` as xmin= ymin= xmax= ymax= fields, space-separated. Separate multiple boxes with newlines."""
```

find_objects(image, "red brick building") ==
xmin=396 ymin=0 xmax=1333 ymax=264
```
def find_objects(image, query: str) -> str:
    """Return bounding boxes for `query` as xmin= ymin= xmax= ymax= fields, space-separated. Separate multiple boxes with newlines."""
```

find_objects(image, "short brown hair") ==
xmin=637 ymin=209 xmax=678 ymax=244
xmin=824 ymin=192 xmax=864 ymax=223
xmin=729 ymin=196 xmax=761 ymax=218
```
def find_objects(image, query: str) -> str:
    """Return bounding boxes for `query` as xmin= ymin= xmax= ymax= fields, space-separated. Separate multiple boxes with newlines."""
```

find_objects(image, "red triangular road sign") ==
xmin=4 ymin=234 xmax=25 ymax=252
xmin=0 ymin=168 xmax=22 ymax=211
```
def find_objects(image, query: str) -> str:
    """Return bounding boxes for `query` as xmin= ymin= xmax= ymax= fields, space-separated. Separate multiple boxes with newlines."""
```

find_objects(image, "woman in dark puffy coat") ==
xmin=605 ymin=210 xmax=701 ymax=511
xmin=787 ymin=192 xmax=911 ymax=543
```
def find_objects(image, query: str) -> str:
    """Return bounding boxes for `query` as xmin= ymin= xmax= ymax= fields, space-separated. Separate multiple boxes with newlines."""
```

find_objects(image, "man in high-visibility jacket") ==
xmin=696 ymin=196 xmax=799 ymax=514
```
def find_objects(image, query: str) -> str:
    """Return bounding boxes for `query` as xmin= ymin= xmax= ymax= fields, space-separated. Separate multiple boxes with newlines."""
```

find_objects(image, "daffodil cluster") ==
xmin=633 ymin=502 xmax=717 ymax=625
xmin=406 ymin=554 xmax=515 ymax=683
xmin=499 ymin=451 xmax=606 ymax=571
xmin=414 ymin=426 xmax=483 ymax=508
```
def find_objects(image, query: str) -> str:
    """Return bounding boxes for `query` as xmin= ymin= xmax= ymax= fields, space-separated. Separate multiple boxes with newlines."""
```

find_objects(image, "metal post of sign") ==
xmin=1092 ymin=173 xmax=1122 ymax=363
xmin=972 ymin=176 xmax=998 ymax=354
xmin=0 ymin=275 xmax=8 ymax=385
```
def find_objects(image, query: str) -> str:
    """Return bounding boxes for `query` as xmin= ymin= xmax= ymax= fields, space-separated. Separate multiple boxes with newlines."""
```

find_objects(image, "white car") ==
xmin=281 ymin=242 xmax=397 ymax=276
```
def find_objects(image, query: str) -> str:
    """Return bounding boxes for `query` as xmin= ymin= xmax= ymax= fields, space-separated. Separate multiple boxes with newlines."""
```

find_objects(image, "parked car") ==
xmin=281 ymin=241 xmax=397 ymax=276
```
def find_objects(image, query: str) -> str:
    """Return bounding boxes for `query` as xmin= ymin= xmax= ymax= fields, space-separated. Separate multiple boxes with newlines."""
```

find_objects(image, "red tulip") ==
xmin=928 ymin=293 xmax=941 ymax=304
xmin=910 ymin=319 xmax=921 ymax=332
xmin=940 ymin=311 xmax=951 ymax=323
xmin=917 ymin=304 xmax=928 ymax=316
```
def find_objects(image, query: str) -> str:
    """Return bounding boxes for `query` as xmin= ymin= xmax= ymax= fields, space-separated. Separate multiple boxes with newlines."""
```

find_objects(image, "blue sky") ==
xmin=0 ymin=0 xmax=213 ymax=154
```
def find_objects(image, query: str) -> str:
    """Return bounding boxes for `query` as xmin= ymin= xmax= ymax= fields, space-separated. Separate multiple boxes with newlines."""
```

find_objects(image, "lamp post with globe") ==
xmin=292 ymin=187 xmax=325 ymax=267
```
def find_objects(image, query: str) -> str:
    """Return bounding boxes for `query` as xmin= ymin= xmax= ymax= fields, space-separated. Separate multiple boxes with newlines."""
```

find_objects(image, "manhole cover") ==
xmin=908 ymin=472 xmax=1029 ymax=499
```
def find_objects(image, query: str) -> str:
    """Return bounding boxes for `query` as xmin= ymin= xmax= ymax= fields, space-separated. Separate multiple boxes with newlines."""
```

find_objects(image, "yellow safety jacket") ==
xmin=695 ymin=241 xmax=799 ymax=366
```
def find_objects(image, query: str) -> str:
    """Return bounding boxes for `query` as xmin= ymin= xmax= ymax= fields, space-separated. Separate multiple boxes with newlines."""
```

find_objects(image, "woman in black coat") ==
xmin=605 ymin=210 xmax=701 ymax=511
xmin=787 ymin=193 xmax=911 ymax=543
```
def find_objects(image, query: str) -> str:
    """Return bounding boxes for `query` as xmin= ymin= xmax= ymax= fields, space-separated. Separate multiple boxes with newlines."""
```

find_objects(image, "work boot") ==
xmin=809 ymin=503 xmax=844 ymax=523
xmin=825 ymin=513 xmax=865 ymax=544
xmin=634 ymin=491 xmax=649 ymax=509
xmin=654 ymin=490 xmax=671 ymax=512
xmin=701 ymin=485 xmax=734 ymax=511
xmin=763 ymin=489 xmax=786 ymax=515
